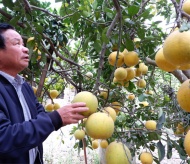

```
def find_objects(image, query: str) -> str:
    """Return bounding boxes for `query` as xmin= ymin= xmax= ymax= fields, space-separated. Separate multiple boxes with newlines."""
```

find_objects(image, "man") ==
xmin=0 ymin=23 xmax=88 ymax=163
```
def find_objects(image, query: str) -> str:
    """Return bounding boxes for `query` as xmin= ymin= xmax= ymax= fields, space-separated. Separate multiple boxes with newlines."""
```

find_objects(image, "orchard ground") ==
xmin=43 ymin=88 xmax=182 ymax=164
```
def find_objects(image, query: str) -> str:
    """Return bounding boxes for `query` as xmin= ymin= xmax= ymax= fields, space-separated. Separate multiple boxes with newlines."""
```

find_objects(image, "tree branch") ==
xmin=146 ymin=57 xmax=188 ymax=83
xmin=182 ymin=70 xmax=190 ymax=79
xmin=0 ymin=9 xmax=25 ymax=28
xmin=93 ymin=0 xmax=122 ymax=93
xmin=30 ymin=5 xmax=78 ymax=20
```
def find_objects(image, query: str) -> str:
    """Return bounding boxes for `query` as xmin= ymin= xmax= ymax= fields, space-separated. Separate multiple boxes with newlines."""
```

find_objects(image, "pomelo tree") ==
xmin=1 ymin=0 xmax=190 ymax=163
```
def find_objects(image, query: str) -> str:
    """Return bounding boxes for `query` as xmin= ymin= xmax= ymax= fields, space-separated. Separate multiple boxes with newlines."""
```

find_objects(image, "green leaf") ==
xmin=157 ymin=141 xmax=165 ymax=162
xmin=125 ymin=37 xmax=134 ymax=51
xmin=138 ymin=94 xmax=146 ymax=102
xmin=102 ymin=27 xmax=109 ymax=43
xmin=2 ymin=0 xmax=14 ymax=10
xmin=166 ymin=137 xmax=172 ymax=159
xmin=92 ymin=0 xmax=98 ymax=10
xmin=128 ymin=5 xmax=139 ymax=16
xmin=9 ymin=16 xmax=20 ymax=26
xmin=171 ymin=139 xmax=187 ymax=160
xmin=157 ymin=111 xmax=165 ymax=130
xmin=126 ymin=81 xmax=136 ymax=91
xmin=34 ymin=23 xmax=44 ymax=34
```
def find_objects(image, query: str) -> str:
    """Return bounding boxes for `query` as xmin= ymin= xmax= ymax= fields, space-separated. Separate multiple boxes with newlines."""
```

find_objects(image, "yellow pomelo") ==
xmin=138 ymin=63 xmax=148 ymax=75
xmin=125 ymin=68 xmax=136 ymax=81
xmin=163 ymin=30 xmax=190 ymax=66
xmin=72 ymin=91 xmax=98 ymax=116
xmin=111 ymin=101 xmax=121 ymax=114
xmin=122 ymin=48 xmax=128 ymax=56
xmin=140 ymin=152 xmax=153 ymax=164
xmin=53 ymin=103 xmax=60 ymax=110
xmin=113 ymin=77 xmax=123 ymax=86
xmin=178 ymin=64 xmax=190 ymax=70
xmin=114 ymin=67 xmax=128 ymax=80
xmin=74 ymin=129 xmax=85 ymax=140
xmin=135 ymin=68 xmax=142 ymax=77
xmin=45 ymin=104 xmax=54 ymax=112
xmin=92 ymin=139 xmax=99 ymax=149
xmin=103 ymin=107 xmax=117 ymax=122
xmin=127 ymin=94 xmax=135 ymax=100
xmin=49 ymin=90 xmax=59 ymax=99
xmin=99 ymin=90 xmax=108 ymax=99
xmin=136 ymin=79 xmax=146 ymax=88
xmin=177 ymin=79 xmax=190 ymax=112
xmin=124 ymin=51 xmax=139 ymax=66
xmin=155 ymin=48 xmax=177 ymax=72
xmin=184 ymin=130 xmax=190 ymax=156
xmin=182 ymin=0 xmax=190 ymax=15
xmin=105 ymin=141 xmax=132 ymax=164
xmin=85 ymin=112 xmax=114 ymax=139
xmin=121 ymin=79 xmax=129 ymax=87
xmin=145 ymin=120 xmax=157 ymax=130
xmin=108 ymin=51 xmax=124 ymax=67
xmin=100 ymin=139 xmax=109 ymax=148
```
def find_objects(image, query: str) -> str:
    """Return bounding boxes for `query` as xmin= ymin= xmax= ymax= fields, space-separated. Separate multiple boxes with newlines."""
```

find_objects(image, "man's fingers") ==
xmin=71 ymin=102 xmax=86 ymax=108
xmin=72 ymin=107 xmax=89 ymax=113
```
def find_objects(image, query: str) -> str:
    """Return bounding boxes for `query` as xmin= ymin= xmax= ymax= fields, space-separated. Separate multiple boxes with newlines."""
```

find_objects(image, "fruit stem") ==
xmin=82 ymin=138 xmax=88 ymax=164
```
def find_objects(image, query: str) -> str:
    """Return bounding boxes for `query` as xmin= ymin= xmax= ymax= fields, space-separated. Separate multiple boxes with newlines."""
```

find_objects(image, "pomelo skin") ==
xmin=72 ymin=91 xmax=98 ymax=116
xmin=105 ymin=141 xmax=132 ymax=164
xmin=85 ymin=112 xmax=114 ymax=139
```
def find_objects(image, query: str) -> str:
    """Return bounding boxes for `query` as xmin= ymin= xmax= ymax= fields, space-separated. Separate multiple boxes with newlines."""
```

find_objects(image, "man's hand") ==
xmin=57 ymin=102 xmax=89 ymax=126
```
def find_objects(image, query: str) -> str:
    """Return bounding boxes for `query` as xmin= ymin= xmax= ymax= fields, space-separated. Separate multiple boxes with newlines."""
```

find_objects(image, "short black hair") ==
xmin=0 ymin=23 xmax=15 ymax=49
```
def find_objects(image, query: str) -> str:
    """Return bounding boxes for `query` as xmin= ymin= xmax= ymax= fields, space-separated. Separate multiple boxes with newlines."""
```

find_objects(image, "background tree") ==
xmin=1 ymin=0 xmax=190 ymax=163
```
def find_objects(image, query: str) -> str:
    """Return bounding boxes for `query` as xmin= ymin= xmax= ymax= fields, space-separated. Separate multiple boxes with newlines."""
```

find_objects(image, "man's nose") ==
xmin=22 ymin=46 xmax=29 ymax=54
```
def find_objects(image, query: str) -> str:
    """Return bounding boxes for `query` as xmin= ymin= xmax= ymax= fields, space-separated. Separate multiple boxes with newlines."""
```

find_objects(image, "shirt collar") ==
xmin=0 ymin=71 xmax=24 ymax=85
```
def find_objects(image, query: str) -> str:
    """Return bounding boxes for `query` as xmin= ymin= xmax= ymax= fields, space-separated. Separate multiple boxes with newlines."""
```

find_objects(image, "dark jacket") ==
xmin=0 ymin=75 xmax=63 ymax=163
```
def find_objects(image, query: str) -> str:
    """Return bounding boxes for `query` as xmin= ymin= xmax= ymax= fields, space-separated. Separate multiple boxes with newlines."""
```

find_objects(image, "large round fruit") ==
xmin=85 ymin=112 xmax=114 ymax=139
xmin=125 ymin=68 xmax=136 ymax=81
xmin=114 ymin=67 xmax=127 ymax=80
xmin=145 ymin=120 xmax=157 ymax=130
xmin=184 ymin=130 xmax=190 ymax=156
xmin=177 ymin=79 xmax=190 ymax=112
xmin=111 ymin=101 xmax=121 ymax=115
xmin=105 ymin=141 xmax=132 ymax=164
xmin=103 ymin=107 xmax=117 ymax=122
xmin=124 ymin=51 xmax=139 ymax=67
xmin=72 ymin=91 xmax=98 ymax=116
xmin=163 ymin=30 xmax=190 ymax=66
xmin=138 ymin=63 xmax=148 ymax=75
xmin=136 ymin=79 xmax=146 ymax=88
xmin=182 ymin=0 xmax=190 ymax=15
xmin=100 ymin=139 xmax=109 ymax=148
xmin=49 ymin=90 xmax=59 ymax=99
xmin=92 ymin=139 xmax=99 ymax=149
xmin=108 ymin=51 xmax=124 ymax=67
xmin=178 ymin=64 xmax=190 ymax=70
xmin=140 ymin=152 xmax=153 ymax=164
xmin=45 ymin=104 xmax=54 ymax=112
xmin=155 ymin=48 xmax=177 ymax=72
xmin=74 ymin=129 xmax=85 ymax=140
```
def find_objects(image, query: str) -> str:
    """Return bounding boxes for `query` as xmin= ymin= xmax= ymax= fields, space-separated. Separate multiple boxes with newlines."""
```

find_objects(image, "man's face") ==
xmin=0 ymin=29 xmax=29 ymax=76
